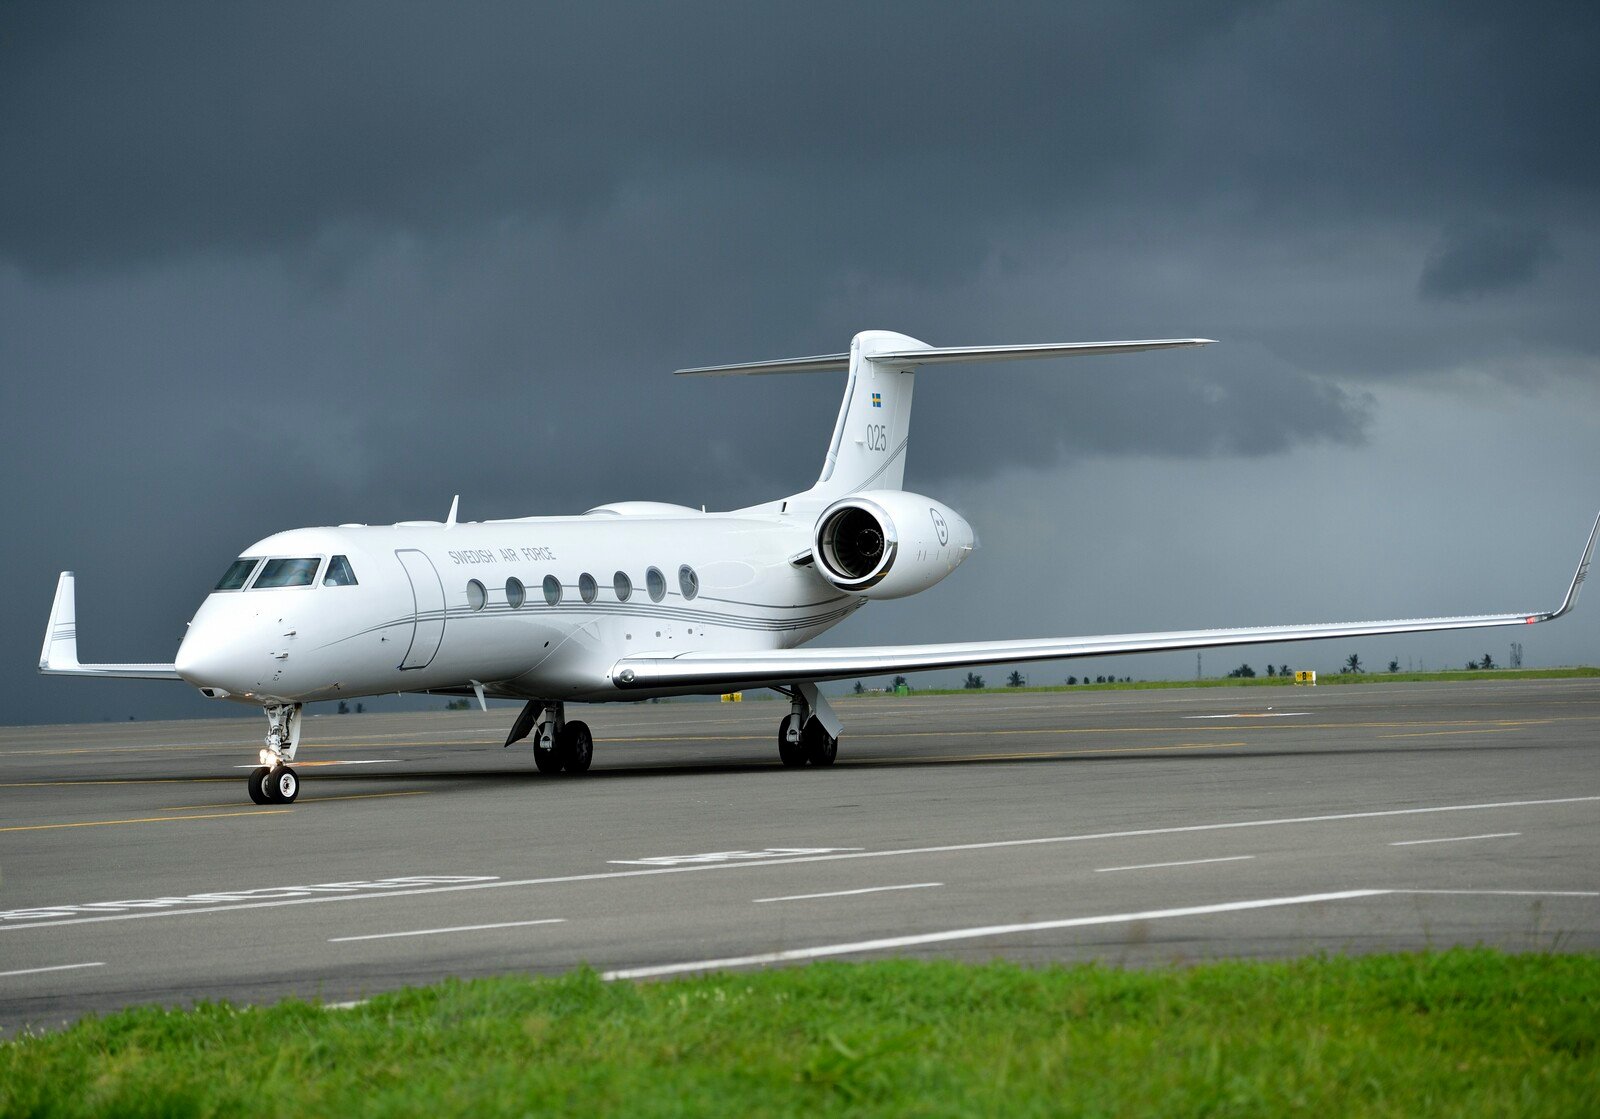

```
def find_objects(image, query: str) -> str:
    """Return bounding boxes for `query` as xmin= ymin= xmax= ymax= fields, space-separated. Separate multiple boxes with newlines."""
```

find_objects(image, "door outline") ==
xmin=395 ymin=549 xmax=446 ymax=670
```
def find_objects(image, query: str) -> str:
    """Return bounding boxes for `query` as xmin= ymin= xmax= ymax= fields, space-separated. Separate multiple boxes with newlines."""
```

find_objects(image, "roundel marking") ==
xmin=931 ymin=508 xmax=949 ymax=546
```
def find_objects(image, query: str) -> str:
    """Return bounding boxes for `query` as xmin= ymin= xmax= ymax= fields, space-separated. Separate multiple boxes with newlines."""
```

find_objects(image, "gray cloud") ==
xmin=1418 ymin=224 xmax=1554 ymax=301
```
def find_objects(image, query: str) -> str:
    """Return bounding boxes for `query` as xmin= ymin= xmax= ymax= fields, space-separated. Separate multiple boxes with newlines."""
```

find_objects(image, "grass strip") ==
xmin=4 ymin=950 xmax=1597 ymax=1116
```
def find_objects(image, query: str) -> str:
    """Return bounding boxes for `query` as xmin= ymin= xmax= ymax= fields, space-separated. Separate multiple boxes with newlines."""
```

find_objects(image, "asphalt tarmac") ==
xmin=2 ymin=679 xmax=1597 ymax=1033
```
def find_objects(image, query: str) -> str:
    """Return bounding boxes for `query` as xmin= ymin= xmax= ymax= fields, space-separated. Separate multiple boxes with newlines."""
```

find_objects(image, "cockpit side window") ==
xmin=252 ymin=557 xmax=321 ymax=589
xmin=214 ymin=558 xmax=261 ymax=591
xmin=323 ymin=555 xmax=358 ymax=587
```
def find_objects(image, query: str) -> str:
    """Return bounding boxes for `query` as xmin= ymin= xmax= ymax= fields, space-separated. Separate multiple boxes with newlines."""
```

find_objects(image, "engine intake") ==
xmin=813 ymin=490 xmax=974 ymax=599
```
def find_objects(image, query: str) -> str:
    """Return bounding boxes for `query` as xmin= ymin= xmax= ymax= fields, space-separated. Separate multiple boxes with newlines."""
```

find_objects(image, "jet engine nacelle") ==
xmin=812 ymin=490 xmax=975 ymax=600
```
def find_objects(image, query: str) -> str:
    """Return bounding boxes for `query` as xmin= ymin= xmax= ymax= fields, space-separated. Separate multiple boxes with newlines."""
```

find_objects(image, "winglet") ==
xmin=1547 ymin=508 xmax=1600 ymax=621
xmin=40 ymin=571 xmax=80 ymax=671
xmin=38 ymin=571 xmax=182 ymax=680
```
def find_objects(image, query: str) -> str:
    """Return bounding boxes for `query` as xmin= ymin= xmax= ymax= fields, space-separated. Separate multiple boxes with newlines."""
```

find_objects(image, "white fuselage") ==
xmin=174 ymin=505 xmax=865 ymax=706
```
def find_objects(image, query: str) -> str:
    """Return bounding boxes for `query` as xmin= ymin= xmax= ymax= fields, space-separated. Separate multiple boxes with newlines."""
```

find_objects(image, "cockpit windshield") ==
xmin=323 ymin=555 xmax=358 ymax=587
xmin=214 ymin=558 xmax=260 ymax=591
xmin=252 ymin=557 xmax=321 ymax=589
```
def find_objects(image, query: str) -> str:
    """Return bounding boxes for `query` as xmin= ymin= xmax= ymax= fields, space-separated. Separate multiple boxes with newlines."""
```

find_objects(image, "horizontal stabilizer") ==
xmin=38 ymin=572 xmax=182 ymax=680
xmin=612 ymin=509 xmax=1599 ymax=693
xmin=674 ymin=337 xmax=1212 ymax=377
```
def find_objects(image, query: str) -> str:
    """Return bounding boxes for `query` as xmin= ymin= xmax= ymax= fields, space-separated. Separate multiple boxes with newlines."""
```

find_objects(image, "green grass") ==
xmin=882 ymin=665 xmax=1600 ymax=696
xmin=5 ymin=951 xmax=1597 ymax=1116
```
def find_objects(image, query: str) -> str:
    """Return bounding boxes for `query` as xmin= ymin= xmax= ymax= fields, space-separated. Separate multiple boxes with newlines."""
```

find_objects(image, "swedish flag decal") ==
xmin=871 ymin=392 xmax=882 ymax=408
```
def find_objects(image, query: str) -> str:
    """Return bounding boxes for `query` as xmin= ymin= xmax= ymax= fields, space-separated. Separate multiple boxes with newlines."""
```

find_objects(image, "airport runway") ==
xmin=2 ymin=679 xmax=1597 ymax=1033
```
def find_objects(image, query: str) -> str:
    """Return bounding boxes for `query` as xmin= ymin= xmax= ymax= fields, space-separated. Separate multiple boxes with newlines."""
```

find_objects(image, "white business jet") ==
xmin=41 ymin=330 xmax=1599 ymax=805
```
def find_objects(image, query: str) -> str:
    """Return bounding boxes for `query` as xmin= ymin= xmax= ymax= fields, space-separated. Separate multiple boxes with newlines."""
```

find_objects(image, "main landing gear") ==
xmin=776 ymin=683 xmax=841 ymax=768
xmin=247 ymin=702 xmax=302 ymax=804
xmin=505 ymin=700 xmax=593 ymax=775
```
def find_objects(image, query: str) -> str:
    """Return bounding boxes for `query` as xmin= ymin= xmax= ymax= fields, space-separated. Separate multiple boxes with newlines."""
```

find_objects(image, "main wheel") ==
xmin=266 ymin=765 xmax=299 ymax=803
xmin=802 ymin=718 xmax=837 ymax=767
xmin=534 ymin=743 xmax=565 ymax=774
xmin=247 ymin=766 xmax=272 ymax=804
xmin=560 ymin=720 xmax=594 ymax=774
xmin=777 ymin=714 xmax=806 ymax=767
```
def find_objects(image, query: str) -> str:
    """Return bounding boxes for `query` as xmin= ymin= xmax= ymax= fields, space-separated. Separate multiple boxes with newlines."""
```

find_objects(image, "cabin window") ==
xmin=466 ymin=579 xmax=487 ymax=611
xmin=253 ymin=557 xmax=320 ymax=589
xmin=678 ymin=564 xmax=699 ymax=601
xmin=579 ymin=572 xmax=598 ymax=604
xmin=613 ymin=571 xmax=633 ymax=601
xmin=214 ymin=558 xmax=260 ymax=591
xmin=646 ymin=566 xmax=666 ymax=602
xmin=506 ymin=577 xmax=526 ymax=609
xmin=543 ymin=574 xmax=563 ymax=606
xmin=323 ymin=555 xmax=358 ymax=587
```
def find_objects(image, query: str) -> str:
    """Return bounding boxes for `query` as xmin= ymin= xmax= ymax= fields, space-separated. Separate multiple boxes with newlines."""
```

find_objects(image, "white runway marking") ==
xmin=5 ymin=795 xmax=1594 ymax=933
xmin=601 ymin=890 xmax=1388 ymax=980
xmin=753 ymin=883 xmax=942 ymax=904
xmin=610 ymin=847 xmax=863 ymax=866
xmin=323 ymin=999 xmax=367 ymax=1010
xmin=231 ymin=759 xmax=397 ymax=768
xmin=0 ymin=961 xmax=104 ymax=978
xmin=328 ymin=918 xmax=565 ymax=943
xmin=1094 ymin=855 xmax=1256 ymax=873
xmin=1183 ymin=712 xmax=1310 ymax=719
xmin=1389 ymin=832 xmax=1520 ymax=846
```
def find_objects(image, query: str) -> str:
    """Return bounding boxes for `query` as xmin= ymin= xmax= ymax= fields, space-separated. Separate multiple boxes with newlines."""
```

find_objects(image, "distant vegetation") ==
xmin=4 ymin=952 xmax=1595 ymax=1115
xmin=855 ymin=666 xmax=1599 ymax=696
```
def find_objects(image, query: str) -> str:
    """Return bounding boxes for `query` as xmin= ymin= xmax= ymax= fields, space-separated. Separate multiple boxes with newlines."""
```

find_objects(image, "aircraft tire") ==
xmin=247 ymin=766 xmax=272 ymax=805
xmin=802 ymin=718 xmax=837 ymax=768
xmin=561 ymin=721 xmax=594 ymax=774
xmin=533 ymin=745 xmax=565 ymax=774
xmin=266 ymin=765 xmax=299 ymax=803
xmin=777 ymin=715 xmax=806 ymax=767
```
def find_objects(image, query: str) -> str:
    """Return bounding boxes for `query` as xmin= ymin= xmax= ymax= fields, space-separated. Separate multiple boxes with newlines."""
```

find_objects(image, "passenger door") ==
xmin=395 ymin=549 xmax=446 ymax=669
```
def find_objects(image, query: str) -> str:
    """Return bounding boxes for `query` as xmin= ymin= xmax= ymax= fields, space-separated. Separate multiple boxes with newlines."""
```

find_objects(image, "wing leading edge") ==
xmin=611 ymin=510 xmax=1600 ymax=693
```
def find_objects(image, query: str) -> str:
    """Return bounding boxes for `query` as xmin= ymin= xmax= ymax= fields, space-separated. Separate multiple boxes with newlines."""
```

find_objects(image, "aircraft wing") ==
xmin=38 ymin=572 xmax=182 ymax=680
xmin=612 ymin=510 xmax=1599 ymax=692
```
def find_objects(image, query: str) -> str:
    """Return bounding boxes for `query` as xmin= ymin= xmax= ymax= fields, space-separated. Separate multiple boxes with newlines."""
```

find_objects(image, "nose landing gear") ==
xmin=246 ymin=702 xmax=302 ymax=804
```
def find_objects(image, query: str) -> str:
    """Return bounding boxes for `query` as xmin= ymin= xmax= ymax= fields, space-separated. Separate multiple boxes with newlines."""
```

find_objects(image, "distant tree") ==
xmin=1266 ymin=664 xmax=1276 ymax=677
xmin=337 ymin=700 xmax=350 ymax=714
xmin=1388 ymin=660 xmax=1400 ymax=674
xmin=1067 ymin=675 xmax=1078 ymax=685
xmin=1096 ymin=675 xmax=1105 ymax=684
xmin=1466 ymin=659 xmax=1480 ymax=670
xmin=1344 ymin=653 xmax=1363 ymax=674
xmin=963 ymin=672 xmax=984 ymax=689
xmin=1279 ymin=665 xmax=1289 ymax=678
xmin=1480 ymin=652 xmax=1495 ymax=670
xmin=892 ymin=675 xmax=908 ymax=689
xmin=852 ymin=680 xmax=865 ymax=694
xmin=355 ymin=702 xmax=365 ymax=714
xmin=1006 ymin=670 xmax=1026 ymax=688
xmin=1227 ymin=663 xmax=1256 ymax=678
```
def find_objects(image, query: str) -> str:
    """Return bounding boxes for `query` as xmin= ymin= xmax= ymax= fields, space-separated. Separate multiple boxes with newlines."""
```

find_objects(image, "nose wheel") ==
xmin=248 ymin=764 xmax=300 ymax=804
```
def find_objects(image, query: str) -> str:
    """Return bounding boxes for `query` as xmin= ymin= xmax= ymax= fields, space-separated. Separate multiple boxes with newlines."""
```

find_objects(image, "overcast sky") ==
xmin=4 ymin=1 xmax=1598 ymax=725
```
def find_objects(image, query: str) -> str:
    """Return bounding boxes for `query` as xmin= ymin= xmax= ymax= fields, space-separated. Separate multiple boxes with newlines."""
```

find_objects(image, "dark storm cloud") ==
xmin=1418 ymin=224 xmax=1554 ymax=301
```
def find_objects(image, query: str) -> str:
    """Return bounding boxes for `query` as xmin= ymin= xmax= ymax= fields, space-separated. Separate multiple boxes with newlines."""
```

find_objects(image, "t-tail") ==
xmin=677 ymin=330 xmax=1213 ymax=506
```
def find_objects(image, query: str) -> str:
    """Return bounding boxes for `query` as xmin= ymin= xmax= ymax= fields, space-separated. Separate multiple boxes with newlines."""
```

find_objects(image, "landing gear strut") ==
xmin=517 ymin=701 xmax=594 ymax=775
xmin=247 ymin=702 xmax=302 ymax=804
xmin=776 ymin=683 xmax=840 ymax=768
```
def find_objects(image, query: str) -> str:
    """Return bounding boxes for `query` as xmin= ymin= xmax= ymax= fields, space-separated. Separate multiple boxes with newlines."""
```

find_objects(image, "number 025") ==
xmin=865 ymin=423 xmax=888 ymax=451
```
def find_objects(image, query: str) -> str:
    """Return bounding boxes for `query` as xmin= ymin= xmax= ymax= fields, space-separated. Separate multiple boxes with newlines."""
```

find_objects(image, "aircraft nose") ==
xmin=175 ymin=613 xmax=255 ymax=696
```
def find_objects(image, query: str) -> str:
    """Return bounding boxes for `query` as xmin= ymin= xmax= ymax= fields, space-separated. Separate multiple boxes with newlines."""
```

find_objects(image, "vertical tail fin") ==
xmin=809 ymin=330 xmax=926 ymax=501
